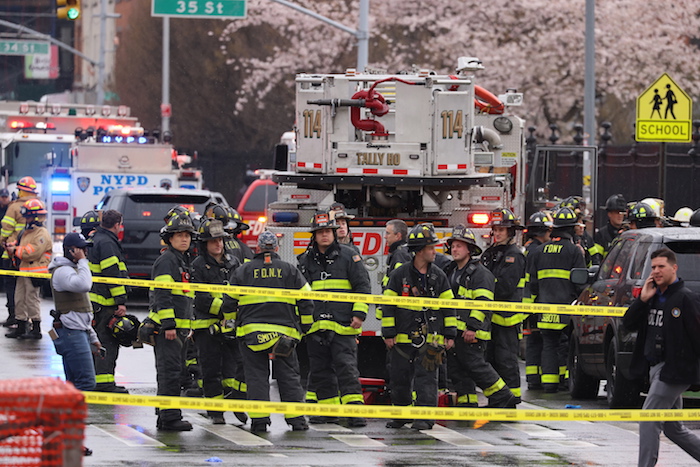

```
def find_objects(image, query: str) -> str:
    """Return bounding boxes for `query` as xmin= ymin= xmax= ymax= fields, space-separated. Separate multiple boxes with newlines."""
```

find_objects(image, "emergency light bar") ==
xmin=10 ymin=120 xmax=56 ymax=130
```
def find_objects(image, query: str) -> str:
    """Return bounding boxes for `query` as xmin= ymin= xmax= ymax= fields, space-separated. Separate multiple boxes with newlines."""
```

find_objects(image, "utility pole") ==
xmin=583 ymin=0 xmax=597 ymax=214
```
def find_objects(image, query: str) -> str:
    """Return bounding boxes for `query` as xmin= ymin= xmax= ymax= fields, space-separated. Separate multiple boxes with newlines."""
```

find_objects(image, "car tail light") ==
xmin=632 ymin=286 xmax=642 ymax=298
xmin=468 ymin=212 xmax=490 ymax=225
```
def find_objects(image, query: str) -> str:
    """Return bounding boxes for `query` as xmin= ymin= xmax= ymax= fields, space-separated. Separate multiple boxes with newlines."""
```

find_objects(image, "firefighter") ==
xmin=382 ymin=223 xmax=457 ymax=430
xmin=0 ymin=188 xmax=11 ymax=327
xmin=690 ymin=208 xmax=700 ymax=227
xmin=191 ymin=219 xmax=247 ymax=425
xmin=443 ymin=225 xmax=515 ymax=408
xmin=226 ymin=207 xmax=254 ymax=261
xmin=79 ymin=210 xmax=102 ymax=239
xmin=147 ymin=211 xmax=196 ymax=431
xmin=0 ymin=177 xmax=39 ymax=329
xmin=527 ymin=206 xmax=586 ymax=393
xmin=561 ymin=196 xmax=601 ymax=265
xmin=5 ymin=199 xmax=52 ymax=339
xmin=87 ymin=209 xmax=130 ymax=393
xmin=629 ymin=202 xmax=664 ymax=229
xmin=232 ymin=230 xmax=314 ymax=433
xmin=297 ymin=211 xmax=370 ymax=428
xmin=668 ymin=207 xmax=693 ymax=227
xmin=205 ymin=203 xmax=247 ymax=262
xmin=329 ymin=202 xmax=360 ymax=253
xmin=594 ymin=193 xmax=627 ymax=255
xmin=480 ymin=208 xmax=526 ymax=403
xmin=521 ymin=211 xmax=552 ymax=390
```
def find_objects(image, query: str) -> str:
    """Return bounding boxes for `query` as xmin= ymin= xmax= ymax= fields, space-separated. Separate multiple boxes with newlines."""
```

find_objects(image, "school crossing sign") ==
xmin=636 ymin=73 xmax=692 ymax=143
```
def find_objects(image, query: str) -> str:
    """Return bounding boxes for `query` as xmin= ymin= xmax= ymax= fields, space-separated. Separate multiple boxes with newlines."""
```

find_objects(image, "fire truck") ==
xmin=265 ymin=57 xmax=528 ymax=377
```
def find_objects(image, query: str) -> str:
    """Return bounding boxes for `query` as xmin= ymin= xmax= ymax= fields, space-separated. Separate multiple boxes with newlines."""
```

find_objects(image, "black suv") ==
xmin=96 ymin=188 xmax=228 ymax=278
xmin=569 ymin=227 xmax=700 ymax=408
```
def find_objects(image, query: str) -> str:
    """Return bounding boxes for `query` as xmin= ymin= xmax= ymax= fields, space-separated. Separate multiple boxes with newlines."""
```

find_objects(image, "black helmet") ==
xmin=198 ymin=219 xmax=227 ymax=241
xmin=690 ymin=208 xmax=700 ymax=227
xmin=407 ymin=223 xmax=441 ymax=252
xmin=446 ymin=224 xmax=482 ymax=256
xmin=160 ymin=211 xmax=195 ymax=241
xmin=490 ymin=208 xmax=523 ymax=229
xmin=109 ymin=314 xmax=141 ymax=347
xmin=164 ymin=205 xmax=192 ymax=223
xmin=629 ymin=202 xmax=657 ymax=220
xmin=551 ymin=207 xmax=581 ymax=228
xmin=310 ymin=211 xmax=339 ymax=232
xmin=605 ymin=194 xmax=627 ymax=212
xmin=80 ymin=210 xmax=101 ymax=233
xmin=227 ymin=207 xmax=249 ymax=232
xmin=560 ymin=196 xmax=584 ymax=214
xmin=527 ymin=211 xmax=553 ymax=229
xmin=205 ymin=204 xmax=228 ymax=223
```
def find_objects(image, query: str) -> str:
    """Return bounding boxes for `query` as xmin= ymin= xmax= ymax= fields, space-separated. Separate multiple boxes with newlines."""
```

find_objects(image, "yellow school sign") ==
xmin=636 ymin=73 xmax=692 ymax=142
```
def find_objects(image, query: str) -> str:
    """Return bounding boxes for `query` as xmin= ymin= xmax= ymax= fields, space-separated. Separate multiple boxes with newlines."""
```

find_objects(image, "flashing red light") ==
xmin=10 ymin=120 xmax=28 ymax=129
xmin=468 ymin=212 xmax=491 ymax=225
xmin=632 ymin=286 xmax=642 ymax=298
xmin=52 ymin=202 xmax=70 ymax=211
xmin=142 ymin=211 xmax=152 ymax=217
xmin=54 ymin=219 xmax=66 ymax=226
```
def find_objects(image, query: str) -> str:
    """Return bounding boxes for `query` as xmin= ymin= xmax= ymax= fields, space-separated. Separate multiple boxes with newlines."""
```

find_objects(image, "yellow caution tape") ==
xmin=82 ymin=392 xmax=700 ymax=422
xmin=0 ymin=269 xmax=627 ymax=317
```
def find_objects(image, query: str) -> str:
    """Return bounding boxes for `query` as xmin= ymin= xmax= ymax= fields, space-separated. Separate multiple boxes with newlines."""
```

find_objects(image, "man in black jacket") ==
xmin=623 ymin=248 xmax=700 ymax=467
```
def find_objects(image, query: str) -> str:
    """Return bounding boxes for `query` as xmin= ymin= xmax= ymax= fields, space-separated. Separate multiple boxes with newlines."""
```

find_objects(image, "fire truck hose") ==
xmin=82 ymin=391 xmax=700 ymax=422
xmin=0 ymin=270 xmax=626 ymax=318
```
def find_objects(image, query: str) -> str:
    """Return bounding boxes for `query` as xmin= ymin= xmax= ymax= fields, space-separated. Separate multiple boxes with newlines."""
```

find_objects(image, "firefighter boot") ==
xmin=250 ymin=418 xmax=270 ymax=433
xmin=208 ymin=411 xmax=226 ymax=425
xmin=19 ymin=320 xmax=41 ymax=340
xmin=2 ymin=308 xmax=17 ymax=327
xmin=5 ymin=320 xmax=27 ymax=338
xmin=286 ymin=416 xmax=309 ymax=431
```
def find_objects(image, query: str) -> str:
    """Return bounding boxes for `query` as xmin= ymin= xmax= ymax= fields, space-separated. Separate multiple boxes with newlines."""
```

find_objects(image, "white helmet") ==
xmin=640 ymin=198 xmax=664 ymax=218
xmin=671 ymin=207 xmax=693 ymax=226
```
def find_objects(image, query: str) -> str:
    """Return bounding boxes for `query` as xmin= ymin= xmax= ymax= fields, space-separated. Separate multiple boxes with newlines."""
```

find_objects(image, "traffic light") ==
xmin=56 ymin=0 xmax=80 ymax=20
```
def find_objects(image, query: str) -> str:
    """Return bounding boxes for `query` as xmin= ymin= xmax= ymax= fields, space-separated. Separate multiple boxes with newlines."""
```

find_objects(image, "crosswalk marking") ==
xmin=309 ymin=423 xmax=352 ymax=433
xmin=190 ymin=417 xmax=272 ymax=446
xmin=90 ymin=424 xmax=165 ymax=447
xmin=424 ymin=425 xmax=493 ymax=446
xmin=549 ymin=440 xmax=597 ymax=447
xmin=331 ymin=434 xmax=386 ymax=447
xmin=509 ymin=423 xmax=566 ymax=438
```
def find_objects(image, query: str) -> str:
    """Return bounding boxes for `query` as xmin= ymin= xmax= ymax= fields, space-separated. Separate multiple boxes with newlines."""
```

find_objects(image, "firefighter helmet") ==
xmin=20 ymin=199 xmax=47 ymax=217
xmin=16 ymin=176 xmax=38 ymax=194
xmin=258 ymin=230 xmax=278 ymax=250
xmin=446 ymin=224 xmax=482 ymax=256
xmin=407 ymin=223 xmax=441 ymax=252
xmin=551 ymin=206 xmax=581 ymax=228
xmin=80 ymin=210 xmax=101 ymax=232
xmin=109 ymin=314 xmax=141 ymax=347
xmin=160 ymin=211 xmax=195 ymax=240
xmin=490 ymin=208 xmax=523 ymax=229
xmin=198 ymin=219 xmax=227 ymax=241
xmin=629 ymin=202 xmax=658 ymax=220
xmin=329 ymin=202 xmax=355 ymax=220
xmin=690 ymin=208 xmax=700 ymax=227
xmin=227 ymin=207 xmax=249 ymax=232
xmin=310 ymin=211 xmax=338 ymax=232
xmin=163 ymin=205 xmax=192 ymax=223
xmin=560 ymin=196 xmax=585 ymax=214
xmin=527 ymin=211 xmax=553 ymax=229
xmin=604 ymin=193 xmax=627 ymax=212
xmin=671 ymin=207 xmax=693 ymax=225
xmin=640 ymin=198 xmax=664 ymax=218
xmin=205 ymin=204 xmax=228 ymax=222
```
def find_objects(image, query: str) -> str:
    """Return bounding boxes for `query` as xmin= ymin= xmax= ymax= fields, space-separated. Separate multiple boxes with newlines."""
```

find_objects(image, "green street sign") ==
xmin=151 ymin=0 xmax=246 ymax=19
xmin=0 ymin=40 xmax=50 ymax=56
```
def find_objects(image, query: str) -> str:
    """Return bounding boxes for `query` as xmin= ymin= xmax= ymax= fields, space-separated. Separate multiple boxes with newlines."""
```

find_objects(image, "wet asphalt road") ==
xmin=2 ymin=299 xmax=700 ymax=466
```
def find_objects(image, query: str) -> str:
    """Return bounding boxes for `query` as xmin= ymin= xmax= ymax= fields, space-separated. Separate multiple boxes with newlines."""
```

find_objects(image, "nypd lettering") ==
xmin=85 ymin=174 xmax=159 ymax=196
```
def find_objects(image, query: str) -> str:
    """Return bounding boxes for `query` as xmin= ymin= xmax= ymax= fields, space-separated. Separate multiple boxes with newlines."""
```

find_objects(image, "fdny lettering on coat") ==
xmin=543 ymin=244 xmax=563 ymax=254
xmin=253 ymin=268 xmax=283 ymax=279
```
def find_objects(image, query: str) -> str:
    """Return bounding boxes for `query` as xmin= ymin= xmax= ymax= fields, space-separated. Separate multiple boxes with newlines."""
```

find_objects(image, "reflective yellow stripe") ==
xmin=301 ymin=315 xmax=314 ymax=324
xmin=109 ymin=286 xmax=126 ymax=297
xmin=89 ymin=292 xmax=115 ymax=306
xmin=308 ymin=320 xmax=360 ymax=335
xmin=382 ymin=316 xmax=395 ymax=327
xmin=99 ymin=256 xmax=119 ymax=270
xmin=306 ymin=391 xmax=317 ymax=402
xmin=352 ymin=302 xmax=369 ymax=313
xmin=318 ymin=397 xmax=340 ymax=405
xmin=158 ymin=308 xmax=175 ymax=320
xmin=525 ymin=365 xmax=541 ymax=375
xmin=511 ymin=387 xmax=521 ymax=397
xmin=537 ymin=269 xmax=570 ymax=280
xmin=475 ymin=330 xmax=491 ymax=340
xmin=538 ymin=322 xmax=567 ymax=330
xmin=483 ymin=378 xmax=506 ymax=397
xmin=491 ymin=313 xmax=526 ymax=326
xmin=191 ymin=318 xmax=218 ymax=329
xmin=89 ymin=263 xmax=101 ymax=273
xmin=209 ymin=297 xmax=223 ymax=316
xmin=238 ymin=295 xmax=296 ymax=306
xmin=470 ymin=310 xmax=486 ymax=322
xmin=311 ymin=279 xmax=352 ymax=291
xmin=341 ymin=394 xmax=364 ymax=404
xmin=95 ymin=374 xmax=115 ymax=384
xmin=247 ymin=336 xmax=278 ymax=351
xmin=517 ymin=277 xmax=526 ymax=288
xmin=236 ymin=323 xmax=301 ymax=340
xmin=444 ymin=316 xmax=457 ymax=327
xmin=542 ymin=374 xmax=560 ymax=383
xmin=395 ymin=333 xmax=446 ymax=345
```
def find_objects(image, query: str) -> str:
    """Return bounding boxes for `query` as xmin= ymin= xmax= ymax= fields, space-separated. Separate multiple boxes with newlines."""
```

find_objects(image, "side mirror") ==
xmin=72 ymin=217 xmax=81 ymax=227
xmin=570 ymin=268 xmax=592 ymax=285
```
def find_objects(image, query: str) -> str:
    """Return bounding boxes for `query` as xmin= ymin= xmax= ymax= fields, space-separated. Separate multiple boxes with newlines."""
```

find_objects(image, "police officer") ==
xmin=88 ymin=210 xmax=130 ymax=393
xmin=191 ymin=219 xmax=248 ymax=425
xmin=147 ymin=212 xmax=196 ymax=431
xmin=382 ymin=223 xmax=457 ymax=430
xmin=443 ymin=225 xmax=515 ymax=408
xmin=480 ymin=208 xmax=526 ymax=403
xmin=5 ymin=199 xmax=52 ymax=339
xmin=629 ymin=202 xmax=664 ymax=229
xmin=521 ymin=211 xmax=552 ymax=390
xmin=329 ymin=202 xmax=360 ymax=253
xmin=527 ymin=207 xmax=586 ymax=393
xmin=297 ymin=211 xmax=371 ymax=427
xmin=232 ymin=230 xmax=314 ymax=433
xmin=0 ymin=177 xmax=39 ymax=329
xmin=594 ymin=193 xmax=627 ymax=255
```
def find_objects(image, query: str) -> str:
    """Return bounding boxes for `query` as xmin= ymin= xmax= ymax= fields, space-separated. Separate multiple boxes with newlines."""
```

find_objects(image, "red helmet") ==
xmin=17 ymin=176 xmax=38 ymax=194
xmin=20 ymin=199 xmax=47 ymax=217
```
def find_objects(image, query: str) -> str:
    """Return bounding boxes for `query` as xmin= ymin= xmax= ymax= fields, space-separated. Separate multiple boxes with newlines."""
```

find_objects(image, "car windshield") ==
xmin=123 ymin=194 xmax=214 ymax=220
xmin=666 ymin=241 xmax=700 ymax=286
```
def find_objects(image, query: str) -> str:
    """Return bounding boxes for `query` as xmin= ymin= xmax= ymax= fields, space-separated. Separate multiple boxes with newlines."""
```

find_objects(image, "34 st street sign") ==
xmin=152 ymin=0 xmax=246 ymax=19
xmin=636 ymin=73 xmax=692 ymax=143
xmin=0 ymin=40 xmax=50 ymax=56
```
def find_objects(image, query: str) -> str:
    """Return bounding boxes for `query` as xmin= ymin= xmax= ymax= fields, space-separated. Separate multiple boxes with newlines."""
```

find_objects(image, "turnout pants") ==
xmin=154 ymin=329 xmax=188 ymax=423
xmin=485 ymin=323 xmax=521 ymax=399
xmin=307 ymin=332 xmax=363 ymax=405
xmin=389 ymin=343 xmax=437 ymax=424
xmin=2 ymin=258 xmax=15 ymax=315
xmin=194 ymin=330 xmax=246 ymax=414
xmin=525 ymin=329 xmax=543 ymax=388
xmin=638 ymin=363 xmax=700 ymax=467
xmin=239 ymin=340 xmax=304 ymax=422
xmin=92 ymin=305 xmax=120 ymax=388
xmin=448 ymin=338 xmax=512 ymax=406
xmin=541 ymin=329 xmax=566 ymax=391
xmin=15 ymin=277 xmax=40 ymax=321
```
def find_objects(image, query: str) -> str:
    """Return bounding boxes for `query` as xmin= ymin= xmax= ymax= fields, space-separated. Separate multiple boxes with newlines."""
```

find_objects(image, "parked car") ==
xmin=96 ymin=188 xmax=228 ymax=278
xmin=569 ymin=227 xmax=700 ymax=408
